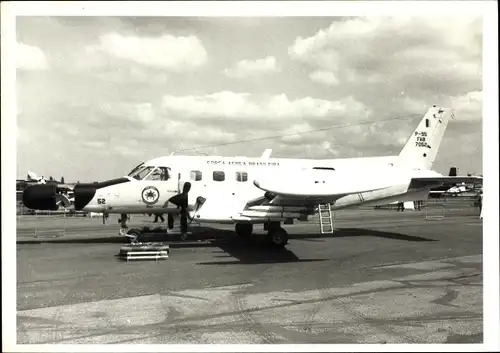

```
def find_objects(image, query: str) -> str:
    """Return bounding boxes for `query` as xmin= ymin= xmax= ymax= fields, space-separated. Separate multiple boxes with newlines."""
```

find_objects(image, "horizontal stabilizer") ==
xmin=409 ymin=176 xmax=482 ymax=189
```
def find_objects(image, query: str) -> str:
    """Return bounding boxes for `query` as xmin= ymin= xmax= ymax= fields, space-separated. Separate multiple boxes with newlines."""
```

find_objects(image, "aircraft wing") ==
xmin=252 ymin=172 xmax=391 ymax=206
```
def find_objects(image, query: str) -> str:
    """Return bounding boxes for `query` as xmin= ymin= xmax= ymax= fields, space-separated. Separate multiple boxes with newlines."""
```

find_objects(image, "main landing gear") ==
xmin=235 ymin=223 xmax=253 ymax=238
xmin=235 ymin=221 xmax=289 ymax=248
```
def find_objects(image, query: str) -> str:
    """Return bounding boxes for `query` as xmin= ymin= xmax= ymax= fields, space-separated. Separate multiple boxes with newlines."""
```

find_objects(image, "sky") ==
xmin=15 ymin=15 xmax=483 ymax=182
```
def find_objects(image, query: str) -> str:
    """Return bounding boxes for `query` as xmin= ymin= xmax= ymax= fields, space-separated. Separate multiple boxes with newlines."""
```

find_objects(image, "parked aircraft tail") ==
xmin=398 ymin=106 xmax=454 ymax=170
xmin=27 ymin=171 xmax=39 ymax=181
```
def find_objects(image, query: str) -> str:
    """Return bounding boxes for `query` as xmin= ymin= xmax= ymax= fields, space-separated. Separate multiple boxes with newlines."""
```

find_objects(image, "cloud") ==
xmin=90 ymin=32 xmax=208 ymax=70
xmin=92 ymin=66 xmax=169 ymax=85
xmin=223 ymin=56 xmax=279 ymax=78
xmin=308 ymin=70 xmax=339 ymax=86
xmin=450 ymin=90 xmax=482 ymax=121
xmin=15 ymin=17 xmax=483 ymax=181
xmin=16 ymin=43 xmax=48 ymax=71
xmin=280 ymin=122 xmax=315 ymax=143
xmin=160 ymin=91 xmax=370 ymax=125
xmin=289 ymin=17 xmax=482 ymax=97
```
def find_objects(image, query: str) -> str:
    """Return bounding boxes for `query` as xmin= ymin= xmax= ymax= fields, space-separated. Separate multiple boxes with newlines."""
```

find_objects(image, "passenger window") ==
xmin=213 ymin=171 xmax=225 ymax=182
xmin=190 ymin=170 xmax=202 ymax=181
xmin=236 ymin=171 xmax=248 ymax=182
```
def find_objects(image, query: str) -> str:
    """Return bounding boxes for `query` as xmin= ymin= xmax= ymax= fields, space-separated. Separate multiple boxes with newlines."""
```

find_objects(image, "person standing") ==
xmin=153 ymin=213 xmax=165 ymax=223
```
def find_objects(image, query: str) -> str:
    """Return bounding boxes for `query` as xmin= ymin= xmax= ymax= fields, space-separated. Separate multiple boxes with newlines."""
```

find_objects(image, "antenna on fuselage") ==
xmin=170 ymin=149 xmax=207 ymax=156
xmin=261 ymin=149 xmax=272 ymax=159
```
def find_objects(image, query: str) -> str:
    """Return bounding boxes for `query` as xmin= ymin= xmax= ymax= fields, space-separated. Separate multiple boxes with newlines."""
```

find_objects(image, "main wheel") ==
xmin=267 ymin=227 xmax=289 ymax=248
xmin=235 ymin=223 xmax=253 ymax=237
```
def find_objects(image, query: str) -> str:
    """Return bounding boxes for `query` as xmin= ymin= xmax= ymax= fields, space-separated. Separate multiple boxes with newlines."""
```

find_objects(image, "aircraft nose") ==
xmin=22 ymin=184 xmax=59 ymax=211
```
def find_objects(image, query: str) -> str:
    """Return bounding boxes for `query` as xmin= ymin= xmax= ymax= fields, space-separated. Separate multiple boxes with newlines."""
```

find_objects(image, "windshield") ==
xmin=129 ymin=166 xmax=171 ymax=181
xmin=127 ymin=162 xmax=145 ymax=177
xmin=130 ymin=166 xmax=154 ymax=180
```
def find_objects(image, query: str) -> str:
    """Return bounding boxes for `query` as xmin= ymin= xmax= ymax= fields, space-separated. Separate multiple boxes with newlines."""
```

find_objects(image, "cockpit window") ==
xmin=145 ymin=167 xmax=170 ymax=181
xmin=130 ymin=166 xmax=154 ymax=180
xmin=127 ymin=162 xmax=145 ymax=177
xmin=129 ymin=166 xmax=171 ymax=181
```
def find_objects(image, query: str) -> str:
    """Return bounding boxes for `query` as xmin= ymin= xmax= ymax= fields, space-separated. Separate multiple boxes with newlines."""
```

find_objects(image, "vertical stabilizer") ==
xmin=398 ymin=106 xmax=453 ymax=170
xmin=27 ymin=171 xmax=39 ymax=181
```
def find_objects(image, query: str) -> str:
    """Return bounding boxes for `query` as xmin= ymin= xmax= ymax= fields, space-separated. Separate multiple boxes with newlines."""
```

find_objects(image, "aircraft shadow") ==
xmin=290 ymin=228 xmax=438 ymax=243
xmin=16 ymin=226 xmax=436 ymax=246
xmin=197 ymin=237 xmax=329 ymax=265
xmin=16 ymin=227 xmax=231 ymax=245
xmin=195 ymin=228 xmax=435 ymax=265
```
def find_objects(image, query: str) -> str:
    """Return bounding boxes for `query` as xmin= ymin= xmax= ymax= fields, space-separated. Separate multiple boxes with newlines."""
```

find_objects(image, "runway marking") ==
xmin=17 ymin=255 xmax=483 ymax=344
xmin=372 ymin=255 xmax=482 ymax=269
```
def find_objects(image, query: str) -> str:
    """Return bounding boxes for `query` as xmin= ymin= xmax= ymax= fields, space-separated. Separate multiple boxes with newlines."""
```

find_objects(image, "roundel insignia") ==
xmin=141 ymin=186 xmax=160 ymax=205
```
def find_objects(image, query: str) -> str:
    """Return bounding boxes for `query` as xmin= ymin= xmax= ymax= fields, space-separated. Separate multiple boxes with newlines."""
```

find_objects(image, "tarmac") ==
xmin=16 ymin=205 xmax=483 ymax=344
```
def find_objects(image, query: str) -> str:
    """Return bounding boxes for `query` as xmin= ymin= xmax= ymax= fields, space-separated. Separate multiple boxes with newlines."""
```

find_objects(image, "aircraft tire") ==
xmin=268 ymin=227 xmax=288 ymax=248
xmin=235 ymin=223 xmax=253 ymax=237
xmin=126 ymin=228 xmax=142 ymax=243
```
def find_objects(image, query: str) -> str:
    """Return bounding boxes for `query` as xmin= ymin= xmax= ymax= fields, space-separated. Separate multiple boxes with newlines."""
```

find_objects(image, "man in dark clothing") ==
xmin=153 ymin=213 xmax=165 ymax=223
xmin=397 ymin=202 xmax=405 ymax=212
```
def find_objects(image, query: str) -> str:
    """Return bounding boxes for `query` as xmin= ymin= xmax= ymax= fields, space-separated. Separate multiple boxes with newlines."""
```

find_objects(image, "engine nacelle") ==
xmin=22 ymin=184 xmax=59 ymax=211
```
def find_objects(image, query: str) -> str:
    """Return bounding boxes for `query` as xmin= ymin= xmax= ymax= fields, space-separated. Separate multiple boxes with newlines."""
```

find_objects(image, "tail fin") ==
xmin=449 ymin=167 xmax=457 ymax=176
xmin=27 ymin=171 xmax=39 ymax=181
xmin=398 ymin=106 xmax=453 ymax=170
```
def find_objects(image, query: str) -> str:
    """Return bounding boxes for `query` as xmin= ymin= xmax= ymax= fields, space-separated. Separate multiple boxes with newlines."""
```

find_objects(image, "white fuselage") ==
xmin=81 ymin=154 xmax=439 ymax=224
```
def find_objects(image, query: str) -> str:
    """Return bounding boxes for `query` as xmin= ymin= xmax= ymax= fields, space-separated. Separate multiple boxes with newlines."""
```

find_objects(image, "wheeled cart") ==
xmin=117 ymin=242 xmax=170 ymax=261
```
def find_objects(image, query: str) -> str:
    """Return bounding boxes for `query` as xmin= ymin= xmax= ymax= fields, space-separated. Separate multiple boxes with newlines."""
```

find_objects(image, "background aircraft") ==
xmin=429 ymin=167 xmax=482 ymax=198
xmin=19 ymin=171 xmax=76 ymax=207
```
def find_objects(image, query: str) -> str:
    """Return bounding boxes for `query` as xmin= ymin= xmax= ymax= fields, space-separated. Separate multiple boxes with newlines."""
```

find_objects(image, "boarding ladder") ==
xmin=318 ymin=203 xmax=334 ymax=234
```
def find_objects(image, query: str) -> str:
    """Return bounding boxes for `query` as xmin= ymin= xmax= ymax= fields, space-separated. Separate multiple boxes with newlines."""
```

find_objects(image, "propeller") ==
xmin=167 ymin=182 xmax=207 ymax=237
xmin=168 ymin=182 xmax=192 ymax=235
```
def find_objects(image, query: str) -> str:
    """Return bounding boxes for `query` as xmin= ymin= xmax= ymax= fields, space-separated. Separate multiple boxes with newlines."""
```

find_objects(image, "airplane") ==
xmin=429 ymin=167 xmax=482 ymax=198
xmin=26 ymin=171 xmax=47 ymax=184
xmin=22 ymin=106 xmax=482 ymax=248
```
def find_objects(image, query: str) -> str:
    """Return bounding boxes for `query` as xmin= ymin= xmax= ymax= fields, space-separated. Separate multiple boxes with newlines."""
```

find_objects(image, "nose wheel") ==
xmin=124 ymin=229 xmax=142 ymax=244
